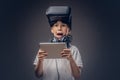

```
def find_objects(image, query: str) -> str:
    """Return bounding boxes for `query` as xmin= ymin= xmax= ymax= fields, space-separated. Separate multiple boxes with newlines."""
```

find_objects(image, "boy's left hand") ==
xmin=60 ymin=48 xmax=73 ymax=60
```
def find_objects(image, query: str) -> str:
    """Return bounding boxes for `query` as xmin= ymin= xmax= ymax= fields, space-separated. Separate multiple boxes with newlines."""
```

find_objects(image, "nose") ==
xmin=58 ymin=25 xmax=62 ymax=30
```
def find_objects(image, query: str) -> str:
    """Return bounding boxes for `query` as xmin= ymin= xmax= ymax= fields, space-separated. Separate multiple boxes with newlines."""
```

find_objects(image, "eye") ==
xmin=62 ymin=24 xmax=67 ymax=27
xmin=54 ymin=24 xmax=58 ymax=27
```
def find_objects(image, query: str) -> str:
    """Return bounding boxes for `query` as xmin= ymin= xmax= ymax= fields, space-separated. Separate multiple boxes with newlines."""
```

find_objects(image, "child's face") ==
xmin=51 ymin=21 xmax=70 ymax=39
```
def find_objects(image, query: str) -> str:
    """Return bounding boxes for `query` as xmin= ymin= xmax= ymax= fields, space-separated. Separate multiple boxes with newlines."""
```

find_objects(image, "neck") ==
xmin=51 ymin=35 xmax=71 ymax=48
xmin=54 ymin=36 xmax=65 ymax=41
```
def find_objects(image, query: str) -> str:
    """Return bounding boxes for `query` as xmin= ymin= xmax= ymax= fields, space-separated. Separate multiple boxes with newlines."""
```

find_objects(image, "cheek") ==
xmin=63 ymin=28 xmax=69 ymax=35
xmin=51 ymin=29 xmax=53 ymax=34
xmin=51 ymin=29 xmax=57 ymax=35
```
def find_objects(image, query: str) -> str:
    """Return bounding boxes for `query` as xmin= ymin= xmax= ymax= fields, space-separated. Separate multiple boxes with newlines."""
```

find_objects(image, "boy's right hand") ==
xmin=37 ymin=49 xmax=48 ymax=62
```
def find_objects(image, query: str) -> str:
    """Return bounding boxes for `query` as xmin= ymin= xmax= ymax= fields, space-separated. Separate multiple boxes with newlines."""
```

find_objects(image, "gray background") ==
xmin=0 ymin=0 xmax=120 ymax=80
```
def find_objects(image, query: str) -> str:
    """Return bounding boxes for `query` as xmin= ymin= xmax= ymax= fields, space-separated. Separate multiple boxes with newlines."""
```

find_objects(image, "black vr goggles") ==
xmin=46 ymin=6 xmax=72 ymax=30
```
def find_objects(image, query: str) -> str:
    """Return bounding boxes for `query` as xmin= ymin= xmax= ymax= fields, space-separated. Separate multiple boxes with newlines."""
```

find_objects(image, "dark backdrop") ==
xmin=0 ymin=0 xmax=120 ymax=80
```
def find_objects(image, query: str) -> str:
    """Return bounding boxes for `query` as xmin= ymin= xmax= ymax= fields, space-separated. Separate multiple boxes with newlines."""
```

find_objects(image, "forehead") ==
xmin=54 ymin=21 xmax=67 ymax=25
xmin=51 ymin=21 xmax=68 ymax=27
xmin=51 ymin=21 xmax=70 ymax=30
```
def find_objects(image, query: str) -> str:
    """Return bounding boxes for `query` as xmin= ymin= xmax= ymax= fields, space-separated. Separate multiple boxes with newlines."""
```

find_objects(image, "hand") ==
xmin=60 ymin=48 xmax=72 ymax=60
xmin=37 ymin=49 xmax=48 ymax=62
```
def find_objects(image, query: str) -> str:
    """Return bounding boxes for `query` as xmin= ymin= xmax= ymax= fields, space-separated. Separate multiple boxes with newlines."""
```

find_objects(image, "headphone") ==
xmin=51 ymin=35 xmax=72 ymax=48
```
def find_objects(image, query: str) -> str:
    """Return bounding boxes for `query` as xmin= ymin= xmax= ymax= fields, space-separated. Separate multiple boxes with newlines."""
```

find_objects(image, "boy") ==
xmin=33 ymin=6 xmax=83 ymax=80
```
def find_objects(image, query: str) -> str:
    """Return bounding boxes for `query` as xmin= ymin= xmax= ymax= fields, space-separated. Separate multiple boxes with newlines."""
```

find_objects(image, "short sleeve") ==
xmin=33 ymin=54 xmax=39 ymax=65
xmin=70 ymin=46 xmax=83 ymax=68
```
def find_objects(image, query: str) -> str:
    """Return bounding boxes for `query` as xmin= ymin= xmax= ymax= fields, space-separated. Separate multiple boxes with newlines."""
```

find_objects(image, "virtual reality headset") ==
xmin=46 ymin=6 xmax=72 ymax=30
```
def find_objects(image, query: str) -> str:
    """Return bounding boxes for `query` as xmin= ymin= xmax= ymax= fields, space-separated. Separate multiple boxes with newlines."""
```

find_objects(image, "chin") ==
xmin=56 ymin=36 xmax=64 ymax=40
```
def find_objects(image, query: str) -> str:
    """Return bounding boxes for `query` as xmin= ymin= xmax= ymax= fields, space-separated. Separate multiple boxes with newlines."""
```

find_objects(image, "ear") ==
xmin=66 ymin=28 xmax=71 ymax=35
xmin=68 ymin=30 xmax=71 ymax=34
xmin=51 ymin=27 xmax=54 ymax=34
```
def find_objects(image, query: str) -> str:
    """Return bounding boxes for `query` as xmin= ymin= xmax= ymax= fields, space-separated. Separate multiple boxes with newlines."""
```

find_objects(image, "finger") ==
xmin=61 ymin=52 xmax=70 ymax=55
xmin=60 ymin=52 xmax=66 ymax=55
xmin=38 ymin=49 xmax=46 ymax=53
xmin=40 ymin=51 xmax=46 ymax=53
xmin=61 ymin=54 xmax=67 ymax=58
xmin=42 ymin=53 xmax=48 ymax=56
xmin=39 ymin=49 xmax=44 ymax=51
xmin=60 ymin=52 xmax=65 ymax=57
xmin=61 ymin=53 xmax=69 ymax=56
xmin=38 ymin=55 xmax=44 ymax=58
xmin=38 ymin=51 xmax=47 ymax=55
xmin=63 ymin=49 xmax=71 ymax=53
xmin=38 ymin=53 xmax=47 ymax=58
xmin=39 ymin=50 xmax=46 ymax=53
xmin=63 ymin=48 xmax=70 ymax=51
xmin=61 ymin=53 xmax=70 ymax=57
xmin=61 ymin=51 xmax=72 ymax=57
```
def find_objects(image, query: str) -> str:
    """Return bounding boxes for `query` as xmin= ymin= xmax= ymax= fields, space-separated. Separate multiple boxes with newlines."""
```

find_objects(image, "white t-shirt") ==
xmin=33 ymin=45 xmax=83 ymax=80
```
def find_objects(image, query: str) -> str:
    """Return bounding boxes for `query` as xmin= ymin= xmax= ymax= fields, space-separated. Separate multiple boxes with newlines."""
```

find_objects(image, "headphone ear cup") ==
xmin=51 ymin=38 xmax=53 ymax=42
xmin=51 ymin=37 xmax=62 ymax=42
xmin=65 ymin=35 xmax=72 ymax=43
xmin=62 ymin=36 xmax=67 ymax=42
xmin=51 ymin=35 xmax=72 ymax=43
xmin=51 ymin=38 xmax=57 ymax=42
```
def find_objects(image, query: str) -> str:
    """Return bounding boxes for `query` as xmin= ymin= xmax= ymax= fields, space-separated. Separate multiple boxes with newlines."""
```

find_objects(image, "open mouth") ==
xmin=57 ymin=33 xmax=63 ymax=36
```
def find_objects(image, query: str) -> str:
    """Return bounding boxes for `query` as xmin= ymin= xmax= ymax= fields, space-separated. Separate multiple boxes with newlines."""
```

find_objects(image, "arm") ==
xmin=61 ymin=49 xmax=81 ymax=79
xmin=34 ymin=60 xmax=43 ymax=78
xmin=69 ymin=57 xmax=81 ymax=79
xmin=34 ymin=49 xmax=47 ymax=78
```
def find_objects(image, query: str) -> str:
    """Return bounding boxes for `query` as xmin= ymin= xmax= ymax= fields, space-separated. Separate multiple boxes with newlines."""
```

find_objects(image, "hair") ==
xmin=49 ymin=16 xmax=72 ymax=30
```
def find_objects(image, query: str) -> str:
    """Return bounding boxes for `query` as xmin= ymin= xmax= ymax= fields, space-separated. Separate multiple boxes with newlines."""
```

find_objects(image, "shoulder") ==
xmin=70 ymin=45 xmax=79 ymax=51
xmin=70 ymin=45 xmax=80 ymax=54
